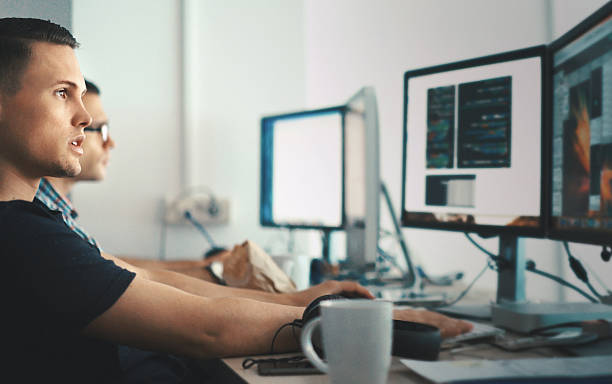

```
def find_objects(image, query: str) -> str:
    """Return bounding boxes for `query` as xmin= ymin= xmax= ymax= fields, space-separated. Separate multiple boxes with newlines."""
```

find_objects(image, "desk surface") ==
xmin=221 ymin=284 xmax=610 ymax=383
xmin=223 ymin=342 xmax=564 ymax=383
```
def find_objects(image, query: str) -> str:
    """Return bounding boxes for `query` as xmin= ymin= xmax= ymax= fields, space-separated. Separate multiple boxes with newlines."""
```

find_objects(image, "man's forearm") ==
xmin=144 ymin=265 xmax=298 ymax=305
xmin=119 ymin=257 xmax=209 ymax=270
xmin=120 ymin=257 xmax=216 ymax=281
xmin=103 ymin=251 xmax=298 ymax=305
xmin=203 ymin=297 xmax=304 ymax=357
xmin=84 ymin=276 xmax=305 ymax=359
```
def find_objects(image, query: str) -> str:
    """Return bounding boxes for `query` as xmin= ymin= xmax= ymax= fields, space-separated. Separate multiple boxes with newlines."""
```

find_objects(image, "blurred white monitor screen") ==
xmin=260 ymin=107 xmax=343 ymax=229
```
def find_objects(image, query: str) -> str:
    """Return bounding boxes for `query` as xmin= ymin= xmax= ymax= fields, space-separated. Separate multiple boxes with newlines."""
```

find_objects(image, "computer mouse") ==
xmin=392 ymin=319 xmax=440 ymax=361
xmin=299 ymin=295 xmax=441 ymax=361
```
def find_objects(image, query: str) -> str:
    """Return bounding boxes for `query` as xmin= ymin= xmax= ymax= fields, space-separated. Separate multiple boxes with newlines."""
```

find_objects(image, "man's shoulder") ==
xmin=0 ymin=198 xmax=51 ymax=215
xmin=0 ymin=199 xmax=39 ymax=215
xmin=0 ymin=199 xmax=102 ymax=269
xmin=0 ymin=199 xmax=62 ymax=234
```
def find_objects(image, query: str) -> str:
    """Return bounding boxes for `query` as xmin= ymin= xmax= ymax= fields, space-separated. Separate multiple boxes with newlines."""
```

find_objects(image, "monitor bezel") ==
xmin=400 ymin=45 xmax=549 ymax=238
xmin=546 ymin=1 xmax=612 ymax=247
xmin=259 ymin=105 xmax=346 ymax=231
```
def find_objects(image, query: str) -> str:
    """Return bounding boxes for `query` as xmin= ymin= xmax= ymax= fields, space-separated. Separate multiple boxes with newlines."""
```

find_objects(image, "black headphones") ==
xmin=297 ymin=294 xmax=441 ymax=361
xmin=300 ymin=294 xmax=346 ymax=326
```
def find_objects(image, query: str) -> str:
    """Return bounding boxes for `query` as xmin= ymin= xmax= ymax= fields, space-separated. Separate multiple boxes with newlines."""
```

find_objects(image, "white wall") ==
xmin=550 ymin=0 xmax=609 ymax=38
xmin=71 ymin=0 xmax=183 ymax=258
xmin=191 ymin=0 xmax=310 ymax=255
xmin=0 ymin=0 xmax=71 ymax=30
xmin=71 ymin=0 xmax=311 ymax=260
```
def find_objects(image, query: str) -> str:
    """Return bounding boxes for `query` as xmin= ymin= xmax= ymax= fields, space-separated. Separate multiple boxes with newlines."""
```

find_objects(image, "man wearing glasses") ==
xmin=36 ymin=79 xmax=221 ymax=281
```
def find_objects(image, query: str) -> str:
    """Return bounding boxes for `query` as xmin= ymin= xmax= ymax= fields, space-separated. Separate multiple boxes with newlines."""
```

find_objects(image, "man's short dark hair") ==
xmin=85 ymin=79 xmax=101 ymax=95
xmin=0 ymin=18 xmax=78 ymax=95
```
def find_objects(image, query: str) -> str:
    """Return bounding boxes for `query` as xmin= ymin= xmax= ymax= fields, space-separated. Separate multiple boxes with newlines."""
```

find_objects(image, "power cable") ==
xmin=464 ymin=234 xmax=600 ymax=303
xmin=563 ymin=242 xmax=603 ymax=300
xmin=525 ymin=260 xmax=598 ymax=303
xmin=429 ymin=260 xmax=492 ymax=308
xmin=184 ymin=210 xmax=217 ymax=249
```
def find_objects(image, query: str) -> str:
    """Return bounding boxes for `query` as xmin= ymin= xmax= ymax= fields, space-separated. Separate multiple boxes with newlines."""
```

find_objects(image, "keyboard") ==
xmin=442 ymin=321 xmax=505 ymax=348
xmin=370 ymin=286 xmax=448 ymax=307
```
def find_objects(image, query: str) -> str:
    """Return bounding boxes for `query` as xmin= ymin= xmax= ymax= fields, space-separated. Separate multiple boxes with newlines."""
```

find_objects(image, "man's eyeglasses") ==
xmin=84 ymin=123 xmax=109 ymax=143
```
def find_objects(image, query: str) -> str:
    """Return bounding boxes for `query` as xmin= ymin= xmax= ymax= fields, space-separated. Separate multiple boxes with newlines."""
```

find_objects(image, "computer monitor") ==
xmin=401 ymin=46 xmax=547 ymax=237
xmin=493 ymin=3 xmax=612 ymax=330
xmin=260 ymin=106 xmax=345 ymax=234
xmin=399 ymin=15 xmax=612 ymax=332
xmin=343 ymin=87 xmax=380 ymax=272
xmin=549 ymin=1 xmax=612 ymax=248
xmin=401 ymin=47 xmax=547 ymax=330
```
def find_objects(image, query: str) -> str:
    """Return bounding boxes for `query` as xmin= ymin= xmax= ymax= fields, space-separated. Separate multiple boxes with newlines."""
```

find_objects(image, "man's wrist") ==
xmin=282 ymin=291 xmax=302 ymax=307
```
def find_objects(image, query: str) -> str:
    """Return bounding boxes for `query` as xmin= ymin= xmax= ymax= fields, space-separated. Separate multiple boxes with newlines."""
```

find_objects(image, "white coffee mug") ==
xmin=300 ymin=299 xmax=393 ymax=384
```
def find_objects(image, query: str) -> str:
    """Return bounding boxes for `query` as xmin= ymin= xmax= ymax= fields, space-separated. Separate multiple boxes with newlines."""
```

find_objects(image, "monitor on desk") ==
xmin=343 ymin=87 xmax=381 ymax=273
xmin=401 ymin=46 xmax=546 ymax=237
xmin=260 ymin=106 xmax=344 ymax=232
xmin=487 ymin=0 xmax=612 ymax=335
xmin=400 ymin=3 xmax=612 ymax=333
xmin=548 ymin=1 xmax=612 ymax=248
xmin=260 ymin=88 xmax=381 ymax=273
xmin=400 ymin=46 xmax=554 ymax=332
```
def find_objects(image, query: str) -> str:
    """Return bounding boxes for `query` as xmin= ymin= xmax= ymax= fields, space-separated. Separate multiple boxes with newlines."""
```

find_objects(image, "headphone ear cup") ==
xmin=301 ymin=294 xmax=346 ymax=326
xmin=299 ymin=294 xmax=345 ymax=360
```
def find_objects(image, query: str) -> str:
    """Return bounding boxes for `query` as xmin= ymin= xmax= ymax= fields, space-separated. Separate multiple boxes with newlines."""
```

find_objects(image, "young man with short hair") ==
xmin=0 ymin=18 xmax=471 ymax=382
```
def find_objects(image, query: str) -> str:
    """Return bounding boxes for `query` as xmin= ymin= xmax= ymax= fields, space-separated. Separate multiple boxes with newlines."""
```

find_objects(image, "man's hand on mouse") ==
xmin=290 ymin=282 xmax=472 ymax=338
xmin=393 ymin=308 xmax=473 ymax=338
xmin=288 ymin=280 xmax=375 ymax=306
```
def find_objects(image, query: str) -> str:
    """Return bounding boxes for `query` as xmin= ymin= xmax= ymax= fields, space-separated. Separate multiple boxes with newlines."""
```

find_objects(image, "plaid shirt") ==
xmin=36 ymin=178 xmax=99 ymax=249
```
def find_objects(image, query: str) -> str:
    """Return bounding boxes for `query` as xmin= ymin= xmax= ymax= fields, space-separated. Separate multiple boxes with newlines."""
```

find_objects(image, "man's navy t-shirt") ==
xmin=1 ymin=199 xmax=136 ymax=382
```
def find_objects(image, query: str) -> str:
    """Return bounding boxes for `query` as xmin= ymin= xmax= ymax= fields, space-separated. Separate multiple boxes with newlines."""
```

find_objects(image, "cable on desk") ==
xmin=269 ymin=319 xmax=302 ymax=355
xmin=465 ymin=234 xmax=600 ymax=303
xmin=464 ymin=233 xmax=499 ymax=264
xmin=377 ymin=246 xmax=405 ymax=275
xmin=242 ymin=355 xmax=307 ymax=370
xmin=563 ymin=242 xmax=603 ymax=300
xmin=184 ymin=210 xmax=218 ymax=249
xmin=242 ymin=319 xmax=306 ymax=371
xmin=525 ymin=260 xmax=598 ymax=303
xmin=428 ymin=260 xmax=492 ymax=309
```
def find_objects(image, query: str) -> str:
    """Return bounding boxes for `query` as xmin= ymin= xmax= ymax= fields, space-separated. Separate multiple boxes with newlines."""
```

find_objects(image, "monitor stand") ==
xmin=362 ymin=183 xmax=447 ymax=306
xmin=338 ymin=183 xmax=421 ymax=290
xmin=490 ymin=234 xmax=612 ymax=334
xmin=380 ymin=182 xmax=418 ymax=287
xmin=321 ymin=228 xmax=332 ymax=263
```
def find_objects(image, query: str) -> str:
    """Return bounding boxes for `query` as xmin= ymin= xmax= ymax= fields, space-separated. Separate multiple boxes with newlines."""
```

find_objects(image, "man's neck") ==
xmin=0 ymin=162 xmax=40 ymax=202
xmin=45 ymin=176 xmax=76 ymax=199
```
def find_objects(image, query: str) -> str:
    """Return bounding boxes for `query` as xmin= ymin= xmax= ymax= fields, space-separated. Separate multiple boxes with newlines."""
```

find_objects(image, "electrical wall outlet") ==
xmin=164 ymin=194 xmax=230 ymax=225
